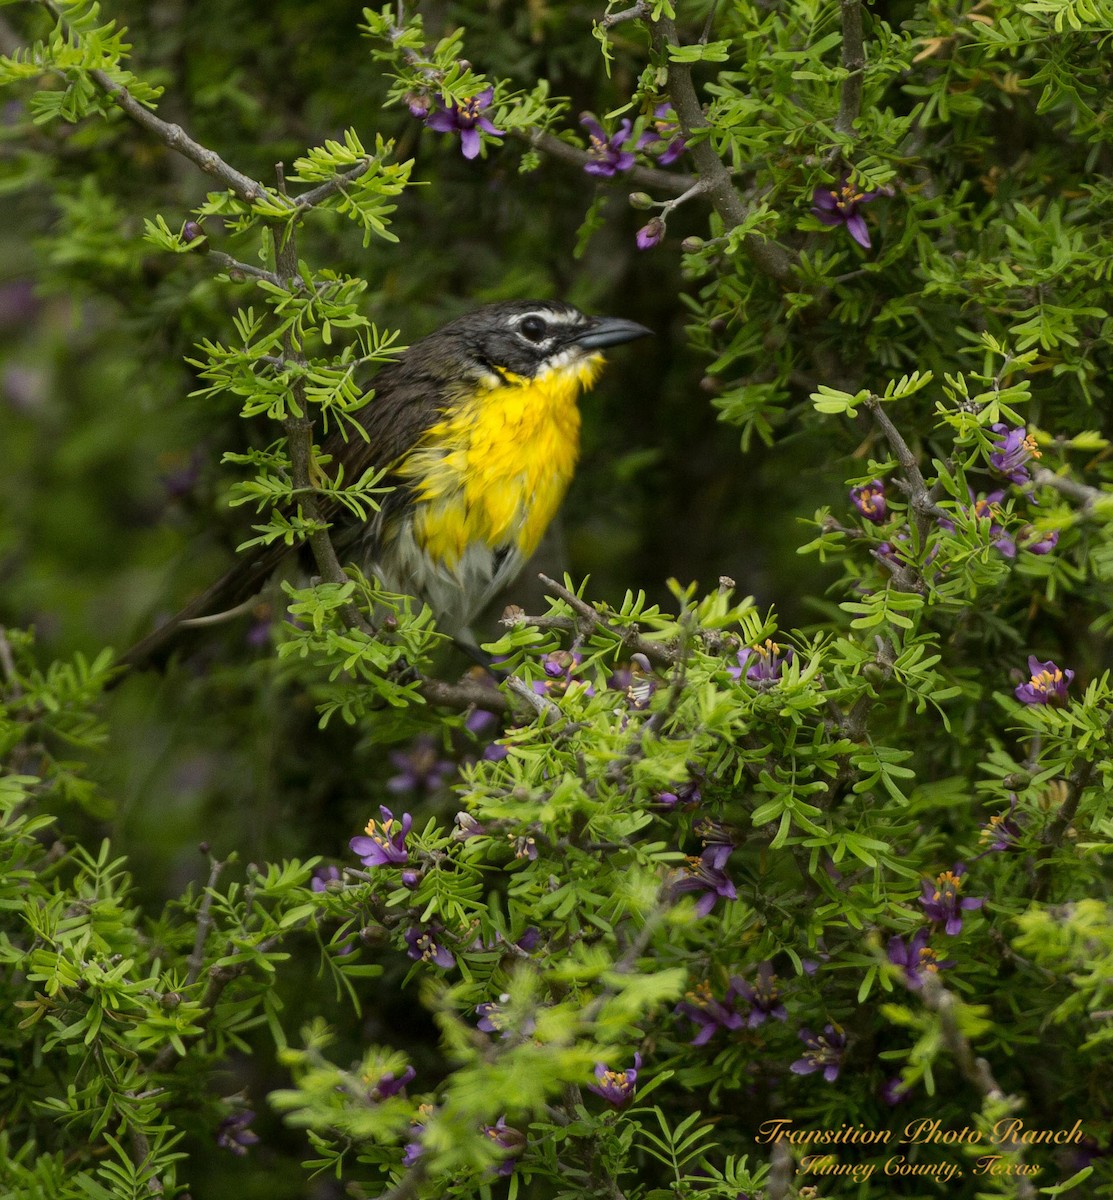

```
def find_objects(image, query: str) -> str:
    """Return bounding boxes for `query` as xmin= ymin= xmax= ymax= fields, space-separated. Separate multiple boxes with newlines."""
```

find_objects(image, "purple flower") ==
xmin=405 ymin=91 xmax=432 ymax=119
xmin=672 ymin=843 xmax=737 ymax=916
xmin=350 ymin=806 xmax=412 ymax=868
xmin=790 ymin=1024 xmax=847 ymax=1082
xmin=587 ymin=1052 xmax=642 ymax=1108
xmin=476 ymin=995 xmax=509 ymax=1035
xmin=404 ymin=923 xmax=456 ymax=969
xmin=636 ymin=103 xmax=686 ymax=165
xmin=730 ymin=640 xmax=793 ymax=686
xmin=1014 ymin=656 xmax=1073 ymax=706
xmin=881 ymin=1076 xmax=912 ymax=1106
xmin=675 ymin=979 xmax=746 ymax=1045
xmin=636 ymin=217 xmax=666 ymax=250
xmin=481 ymin=1116 xmax=526 ymax=1177
xmin=811 ymin=176 xmax=889 ymax=249
xmin=387 ymin=734 xmax=454 ymax=794
xmin=310 ymin=864 xmax=343 ymax=893
xmin=919 ymin=865 xmax=984 ymax=935
xmin=466 ymin=708 xmax=498 ymax=737
xmin=975 ymin=796 xmax=1023 ymax=856
xmin=609 ymin=653 xmax=657 ymax=709
xmin=533 ymin=650 xmax=594 ymax=696
xmin=734 ymin=963 xmax=789 ymax=1027
xmin=875 ymin=535 xmax=908 ymax=567
xmin=508 ymin=833 xmax=538 ymax=860
xmin=476 ymin=993 xmax=537 ymax=1040
xmin=0 ymin=279 xmax=40 ymax=331
xmin=887 ymin=928 xmax=952 ymax=989
xmin=367 ymin=1065 xmax=416 ymax=1101
xmin=403 ymin=1103 xmax=433 ymax=1166
xmin=215 ymin=1109 xmax=259 ymax=1156
xmin=158 ymin=447 xmax=204 ymax=500
xmin=1018 ymin=526 xmax=1059 ymax=556
xmin=580 ymin=112 xmax=636 ymax=177
xmin=850 ymin=480 xmax=888 ymax=524
xmin=654 ymin=778 xmax=702 ymax=810
xmin=424 ymin=86 xmax=504 ymax=159
xmin=452 ymin=811 xmax=487 ymax=841
xmin=988 ymin=423 xmax=1041 ymax=485
xmin=515 ymin=927 xmax=541 ymax=953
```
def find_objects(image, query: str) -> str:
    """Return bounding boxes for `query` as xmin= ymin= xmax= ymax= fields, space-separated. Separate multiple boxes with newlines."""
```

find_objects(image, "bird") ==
xmin=120 ymin=299 xmax=652 ymax=670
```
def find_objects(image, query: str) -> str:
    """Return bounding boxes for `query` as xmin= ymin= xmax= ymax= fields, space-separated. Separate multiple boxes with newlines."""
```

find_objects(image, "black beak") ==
xmin=571 ymin=315 xmax=654 ymax=351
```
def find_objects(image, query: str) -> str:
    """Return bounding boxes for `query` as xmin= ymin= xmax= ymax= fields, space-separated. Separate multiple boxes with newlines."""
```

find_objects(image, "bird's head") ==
xmin=422 ymin=300 xmax=652 ymax=383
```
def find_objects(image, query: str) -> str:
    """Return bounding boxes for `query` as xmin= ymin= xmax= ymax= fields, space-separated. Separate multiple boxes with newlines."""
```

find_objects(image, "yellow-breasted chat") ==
xmin=121 ymin=299 xmax=651 ymax=669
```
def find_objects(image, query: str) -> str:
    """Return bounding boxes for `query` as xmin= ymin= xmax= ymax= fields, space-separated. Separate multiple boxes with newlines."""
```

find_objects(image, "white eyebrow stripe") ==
xmin=513 ymin=308 xmax=580 ymax=327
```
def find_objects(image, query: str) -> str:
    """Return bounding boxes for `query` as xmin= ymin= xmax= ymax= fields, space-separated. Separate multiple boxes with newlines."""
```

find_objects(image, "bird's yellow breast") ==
xmin=397 ymin=355 xmax=604 ymax=568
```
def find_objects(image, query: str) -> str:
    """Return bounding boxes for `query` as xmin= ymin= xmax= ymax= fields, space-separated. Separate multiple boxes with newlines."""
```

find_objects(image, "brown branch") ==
xmin=864 ymin=395 xmax=947 ymax=540
xmin=270 ymin=164 xmax=374 ymax=641
xmin=834 ymin=0 xmax=865 ymax=139
xmin=518 ymin=128 xmax=695 ymax=196
xmin=185 ymin=855 xmax=226 ymax=986
xmin=1033 ymin=706 xmax=1113 ymax=900
xmin=370 ymin=1163 xmax=427 ymax=1200
xmin=417 ymin=676 xmax=510 ymax=714
xmin=504 ymin=674 xmax=562 ymax=724
xmin=600 ymin=2 xmax=649 ymax=30
xmin=207 ymin=251 xmax=285 ymax=287
xmin=0 ymin=626 xmax=23 ymax=699
xmin=38 ymin=2 xmax=366 ymax=213
xmin=294 ymin=159 xmax=373 ymax=210
xmin=536 ymin=574 xmax=677 ymax=667
xmin=765 ymin=1140 xmax=795 ymax=1200
xmin=647 ymin=14 xmax=795 ymax=286
xmin=920 ymin=975 xmax=1039 ymax=1200
xmin=1030 ymin=466 xmax=1111 ymax=514
xmin=40 ymin=1 xmax=268 ymax=205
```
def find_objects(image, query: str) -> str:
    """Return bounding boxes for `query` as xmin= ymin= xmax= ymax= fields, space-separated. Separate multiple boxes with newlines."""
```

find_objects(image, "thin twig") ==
xmin=270 ymin=163 xmax=375 ymax=638
xmin=418 ymin=676 xmax=510 ymax=714
xmin=1030 ymin=466 xmax=1110 ymax=514
xmin=184 ymin=854 xmax=226 ymax=986
xmin=207 ymin=251 xmax=285 ymax=287
xmin=294 ymin=159 xmax=373 ymax=210
xmin=0 ymin=627 xmax=23 ymax=699
xmin=921 ymin=975 xmax=1039 ymax=1200
xmin=370 ymin=1163 xmax=428 ymax=1200
xmin=864 ymin=395 xmax=948 ymax=539
xmin=40 ymin=1 xmax=268 ymax=204
xmin=518 ymin=128 xmax=695 ymax=196
xmin=1033 ymin=707 xmax=1113 ymax=900
xmin=505 ymin=674 xmax=561 ymax=724
xmin=537 ymin=574 xmax=676 ymax=667
xmin=765 ymin=1139 xmax=795 ymax=1200
xmin=600 ymin=2 xmax=648 ymax=30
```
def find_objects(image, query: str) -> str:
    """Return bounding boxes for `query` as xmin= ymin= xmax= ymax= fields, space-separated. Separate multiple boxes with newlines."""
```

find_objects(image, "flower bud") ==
xmin=628 ymin=191 xmax=654 ymax=210
xmin=635 ymin=217 xmax=666 ymax=250
xmin=681 ymin=236 xmax=705 ymax=253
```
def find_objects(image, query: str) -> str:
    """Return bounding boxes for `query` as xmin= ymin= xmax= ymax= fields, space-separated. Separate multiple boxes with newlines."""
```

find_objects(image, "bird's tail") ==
xmin=116 ymin=542 xmax=290 ymax=674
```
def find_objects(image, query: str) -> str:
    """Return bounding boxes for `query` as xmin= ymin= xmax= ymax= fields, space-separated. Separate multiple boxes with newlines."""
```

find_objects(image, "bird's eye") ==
xmin=518 ymin=315 xmax=549 ymax=342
